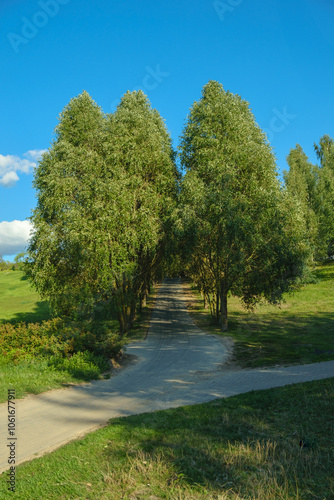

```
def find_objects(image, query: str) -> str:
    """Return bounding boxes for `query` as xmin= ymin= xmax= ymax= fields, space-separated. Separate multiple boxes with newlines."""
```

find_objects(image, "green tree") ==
xmin=105 ymin=90 xmax=179 ymax=331
xmin=26 ymin=90 xmax=178 ymax=334
xmin=26 ymin=91 xmax=130 ymax=322
xmin=178 ymin=81 xmax=309 ymax=330
xmin=314 ymin=134 xmax=334 ymax=169
xmin=14 ymin=251 xmax=28 ymax=270
xmin=314 ymin=134 xmax=334 ymax=257
xmin=284 ymin=145 xmax=318 ymax=257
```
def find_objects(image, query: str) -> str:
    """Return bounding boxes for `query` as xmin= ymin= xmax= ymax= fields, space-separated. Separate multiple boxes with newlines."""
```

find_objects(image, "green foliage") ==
xmin=0 ymin=317 xmax=125 ymax=364
xmin=13 ymin=251 xmax=28 ymax=271
xmin=0 ymin=319 xmax=70 ymax=362
xmin=0 ymin=256 xmax=13 ymax=271
xmin=314 ymin=134 xmax=334 ymax=257
xmin=284 ymin=136 xmax=334 ymax=259
xmin=25 ymin=90 xmax=179 ymax=334
xmin=178 ymin=80 xmax=310 ymax=329
xmin=47 ymin=351 xmax=109 ymax=380
xmin=62 ymin=320 xmax=126 ymax=359
xmin=105 ymin=90 xmax=179 ymax=332
xmin=284 ymin=144 xmax=318 ymax=255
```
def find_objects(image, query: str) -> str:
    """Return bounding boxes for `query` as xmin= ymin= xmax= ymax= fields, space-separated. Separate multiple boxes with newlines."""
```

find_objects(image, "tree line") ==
xmin=0 ymin=253 xmax=27 ymax=271
xmin=284 ymin=136 xmax=334 ymax=260
xmin=24 ymin=80 xmax=330 ymax=335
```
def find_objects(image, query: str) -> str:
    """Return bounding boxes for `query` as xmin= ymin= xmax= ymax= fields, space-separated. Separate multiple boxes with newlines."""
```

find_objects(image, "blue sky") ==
xmin=0 ymin=0 xmax=333 ymax=259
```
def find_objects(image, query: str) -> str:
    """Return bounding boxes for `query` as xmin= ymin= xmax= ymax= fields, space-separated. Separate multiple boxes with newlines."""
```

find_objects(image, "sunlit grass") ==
xmin=0 ymin=270 xmax=51 ymax=324
xmin=1 ymin=357 xmax=92 ymax=402
xmin=185 ymin=262 xmax=334 ymax=367
xmin=0 ymin=271 xmax=160 ymax=402
xmin=1 ymin=378 xmax=332 ymax=499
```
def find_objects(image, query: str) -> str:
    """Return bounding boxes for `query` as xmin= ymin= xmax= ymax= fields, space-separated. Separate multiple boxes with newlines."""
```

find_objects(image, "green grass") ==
xmin=1 ymin=356 xmax=97 ymax=401
xmin=0 ymin=270 xmax=51 ymax=324
xmin=0 ymin=271 xmax=160 ymax=402
xmin=1 ymin=378 xmax=333 ymax=499
xmin=185 ymin=262 xmax=334 ymax=368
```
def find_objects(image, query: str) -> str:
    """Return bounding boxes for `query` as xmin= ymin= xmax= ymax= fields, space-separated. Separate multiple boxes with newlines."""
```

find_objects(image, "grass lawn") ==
xmin=1 ymin=378 xmax=333 ymax=499
xmin=184 ymin=262 xmax=334 ymax=368
xmin=0 ymin=271 xmax=160 ymax=403
xmin=1 ymin=357 xmax=96 ymax=402
xmin=0 ymin=270 xmax=51 ymax=324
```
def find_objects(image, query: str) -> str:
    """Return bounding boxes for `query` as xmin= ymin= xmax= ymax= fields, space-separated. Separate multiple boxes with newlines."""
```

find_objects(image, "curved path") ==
xmin=1 ymin=279 xmax=334 ymax=472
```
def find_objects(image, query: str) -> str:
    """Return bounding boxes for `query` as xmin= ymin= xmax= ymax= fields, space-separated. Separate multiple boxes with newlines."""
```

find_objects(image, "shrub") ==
xmin=66 ymin=321 xmax=126 ymax=359
xmin=0 ymin=319 xmax=70 ymax=362
xmin=298 ymin=265 xmax=320 ymax=285
xmin=0 ymin=318 xmax=125 ymax=364
xmin=48 ymin=351 xmax=110 ymax=380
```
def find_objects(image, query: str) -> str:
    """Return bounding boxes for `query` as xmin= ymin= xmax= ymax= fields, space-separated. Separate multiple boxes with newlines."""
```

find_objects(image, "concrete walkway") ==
xmin=1 ymin=279 xmax=333 ymax=473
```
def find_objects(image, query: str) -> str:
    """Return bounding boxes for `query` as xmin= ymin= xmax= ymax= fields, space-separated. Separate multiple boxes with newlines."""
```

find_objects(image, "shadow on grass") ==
xmin=228 ymin=312 xmax=334 ymax=366
xmin=184 ymin=281 xmax=334 ymax=367
xmin=101 ymin=379 xmax=333 ymax=497
xmin=314 ymin=263 xmax=334 ymax=281
xmin=2 ymin=301 xmax=52 ymax=325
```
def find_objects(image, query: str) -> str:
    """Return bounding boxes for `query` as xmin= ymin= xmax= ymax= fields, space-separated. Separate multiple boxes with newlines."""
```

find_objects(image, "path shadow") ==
xmin=100 ymin=379 xmax=333 ymax=495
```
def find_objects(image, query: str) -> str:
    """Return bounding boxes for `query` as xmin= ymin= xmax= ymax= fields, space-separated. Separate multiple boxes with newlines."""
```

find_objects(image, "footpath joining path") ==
xmin=1 ymin=279 xmax=333 ymax=473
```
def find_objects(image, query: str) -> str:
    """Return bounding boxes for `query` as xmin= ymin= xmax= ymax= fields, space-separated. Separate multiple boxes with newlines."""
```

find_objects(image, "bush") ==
xmin=0 ymin=319 xmax=70 ymax=362
xmin=66 ymin=321 xmax=126 ymax=359
xmin=48 ymin=351 xmax=110 ymax=380
xmin=0 ymin=318 xmax=125 ymax=364
xmin=299 ymin=265 xmax=320 ymax=285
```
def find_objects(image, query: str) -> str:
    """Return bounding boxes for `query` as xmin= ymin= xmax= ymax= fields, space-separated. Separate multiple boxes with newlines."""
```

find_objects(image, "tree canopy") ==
xmin=26 ymin=90 xmax=178 ymax=332
xmin=26 ymin=82 xmax=315 ymax=336
xmin=284 ymin=136 xmax=334 ymax=259
xmin=177 ymin=81 xmax=309 ymax=330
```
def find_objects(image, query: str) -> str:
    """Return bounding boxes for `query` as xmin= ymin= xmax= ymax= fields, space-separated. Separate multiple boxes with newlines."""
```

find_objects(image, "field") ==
xmin=0 ymin=270 xmax=51 ymax=324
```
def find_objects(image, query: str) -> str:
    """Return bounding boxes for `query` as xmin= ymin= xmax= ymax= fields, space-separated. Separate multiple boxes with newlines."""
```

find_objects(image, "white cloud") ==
xmin=0 ymin=220 xmax=33 ymax=257
xmin=0 ymin=149 xmax=47 ymax=188
xmin=24 ymin=150 xmax=47 ymax=162
xmin=0 ymin=171 xmax=20 ymax=188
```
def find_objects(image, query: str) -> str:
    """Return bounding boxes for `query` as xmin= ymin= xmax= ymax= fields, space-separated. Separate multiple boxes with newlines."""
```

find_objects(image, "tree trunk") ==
xmin=216 ymin=288 xmax=220 ymax=323
xmin=220 ymin=281 xmax=228 ymax=331
xmin=141 ymin=289 xmax=147 ymax=309
xmin=129 ymin=301 xmax=136 ymax=330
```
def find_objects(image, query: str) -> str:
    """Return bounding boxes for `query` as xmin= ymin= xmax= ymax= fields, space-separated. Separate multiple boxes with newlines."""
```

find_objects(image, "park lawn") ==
xmin=0 ymin=271 xmax=160 ymax=403
xmin=0 ymin=270 xmax=104 ymax=403
xmin=0 ymin=357 xmax=97 ymax=402
xmin=0 ymin=378 xmax=333 ymax=499
xmin=185 ymin=262 xmax=334 ymax=368
xmin=0 ymin=270 xmax=51 ymax=324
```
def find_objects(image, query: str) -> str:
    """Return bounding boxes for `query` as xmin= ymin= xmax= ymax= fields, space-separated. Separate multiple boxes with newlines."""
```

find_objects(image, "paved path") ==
xmin=1 ymin=279 xmax=333 ymax=472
